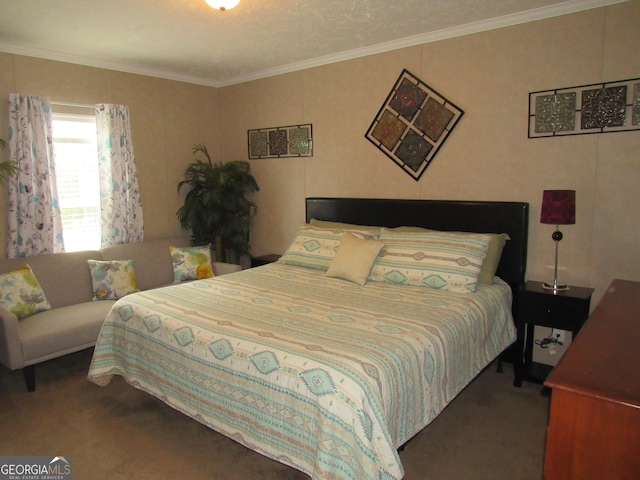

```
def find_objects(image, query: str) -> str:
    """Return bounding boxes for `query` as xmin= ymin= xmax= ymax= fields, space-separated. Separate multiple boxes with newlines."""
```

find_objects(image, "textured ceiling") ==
xmin=0 ymin=0 xmax=624 ymax=87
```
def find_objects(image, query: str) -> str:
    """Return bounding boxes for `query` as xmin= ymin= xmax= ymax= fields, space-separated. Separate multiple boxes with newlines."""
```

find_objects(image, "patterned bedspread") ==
xmin=88 ymin=263 xmax=516 ymax=480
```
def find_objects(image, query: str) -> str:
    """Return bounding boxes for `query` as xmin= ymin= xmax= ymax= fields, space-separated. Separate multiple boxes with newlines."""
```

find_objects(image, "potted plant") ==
xmin=176 ymin=144 xmax=259 ymax=263
xmin=0 ymin=139 xmax=19 ymax=184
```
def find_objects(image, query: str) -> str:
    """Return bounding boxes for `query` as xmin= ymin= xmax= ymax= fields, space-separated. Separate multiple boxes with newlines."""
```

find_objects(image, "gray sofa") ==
xmin=0 ymin=236 xmax=241 ymax=391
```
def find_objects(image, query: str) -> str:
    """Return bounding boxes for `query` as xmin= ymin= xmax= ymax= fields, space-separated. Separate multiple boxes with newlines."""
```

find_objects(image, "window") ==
xmin=51 ymin=113 xmax=101 ymax=252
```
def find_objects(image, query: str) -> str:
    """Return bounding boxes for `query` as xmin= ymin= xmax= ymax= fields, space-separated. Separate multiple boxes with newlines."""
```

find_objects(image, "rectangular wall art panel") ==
xmin=248 ymin=124 xmax=313 ymax=159
xmin=529 ymin=77 xmax=640 ymax=138
xmin=365 ymin=69 xmax=464 ymax=181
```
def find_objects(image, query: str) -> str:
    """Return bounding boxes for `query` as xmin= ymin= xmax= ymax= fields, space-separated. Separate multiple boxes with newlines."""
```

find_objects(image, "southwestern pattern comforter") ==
xmin=88 ymin=262 xmax=516 ymax=480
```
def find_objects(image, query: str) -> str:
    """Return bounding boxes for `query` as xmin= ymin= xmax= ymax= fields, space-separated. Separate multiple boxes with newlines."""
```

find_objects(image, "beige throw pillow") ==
xmin=326 ymin=233 xmax=385 ymax=285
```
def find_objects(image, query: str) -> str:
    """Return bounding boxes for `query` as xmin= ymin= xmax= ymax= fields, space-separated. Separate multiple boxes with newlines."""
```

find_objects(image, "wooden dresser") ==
xmin=543 ymin=279 xmax=640 ymax=480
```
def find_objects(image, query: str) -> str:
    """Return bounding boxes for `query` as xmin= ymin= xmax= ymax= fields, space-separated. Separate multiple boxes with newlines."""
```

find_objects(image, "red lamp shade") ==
xmin=540 ymin=190 xmax=575 ymax=225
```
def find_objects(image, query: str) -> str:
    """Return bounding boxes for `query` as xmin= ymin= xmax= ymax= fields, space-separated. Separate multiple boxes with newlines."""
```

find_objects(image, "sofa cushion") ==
xmin=88 ymin=259 xmax=140 ymax=300
xmin=0 ymin=265 xmax=51 ymax=319
xmin=19 ymin=300 xmax=115 ymax=365
xmin=100 ymin=236 xmax=191 ymax=290
xmin=0 ymin=251 xmax=103 ymax=309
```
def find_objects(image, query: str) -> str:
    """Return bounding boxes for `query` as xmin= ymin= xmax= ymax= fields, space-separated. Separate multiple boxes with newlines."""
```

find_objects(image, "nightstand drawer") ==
xmin=521 ymin=295 xmax=586 ymax=329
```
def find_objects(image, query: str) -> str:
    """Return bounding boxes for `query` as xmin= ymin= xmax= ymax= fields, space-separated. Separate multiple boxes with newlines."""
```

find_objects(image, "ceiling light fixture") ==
xmin=205 ymin=0 xmax=240 ymax=11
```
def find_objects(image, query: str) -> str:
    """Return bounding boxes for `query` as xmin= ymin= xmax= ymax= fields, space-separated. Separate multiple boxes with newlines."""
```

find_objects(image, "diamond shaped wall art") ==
xmin=365 ymin=69 xmax=464 ymax=181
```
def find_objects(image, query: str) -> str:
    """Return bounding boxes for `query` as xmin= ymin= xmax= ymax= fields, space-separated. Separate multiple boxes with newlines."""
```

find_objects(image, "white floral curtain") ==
xmin=95 ymin=104 xmax=144 ymax=247
xmin=6 ymin=94 xmax=64 ymax=258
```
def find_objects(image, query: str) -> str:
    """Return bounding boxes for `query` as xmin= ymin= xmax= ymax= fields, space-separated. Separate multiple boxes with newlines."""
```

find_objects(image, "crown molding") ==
xmin=219 ymin=0 xmax=626 ymax=86
xmin=0 ymin=42 xmax=221 ymax=87
xmin=0 ymin=0 xmax=627 ymax=88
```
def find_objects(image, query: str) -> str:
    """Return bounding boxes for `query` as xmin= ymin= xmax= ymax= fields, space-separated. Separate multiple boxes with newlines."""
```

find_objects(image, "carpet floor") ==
xmin=0 ymin=350 xmax=548 ymax=480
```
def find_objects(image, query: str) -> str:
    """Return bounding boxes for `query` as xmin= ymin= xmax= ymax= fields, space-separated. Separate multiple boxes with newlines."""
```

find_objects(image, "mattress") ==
xmin=88 ymin=262 xmax=516 ymax=480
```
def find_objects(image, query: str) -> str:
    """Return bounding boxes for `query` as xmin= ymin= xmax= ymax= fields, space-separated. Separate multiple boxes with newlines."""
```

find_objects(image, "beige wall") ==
xmin=221 ymin=1 xmax=640 ymax=306
xmin=0 ymin=54 xmax=223 ymax=259
xmin=1 ymin=2 xmax=638 ymax=305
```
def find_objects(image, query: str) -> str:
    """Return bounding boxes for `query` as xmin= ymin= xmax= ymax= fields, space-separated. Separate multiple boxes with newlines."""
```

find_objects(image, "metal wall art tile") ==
xmin=248 ymin=124 xmax=313 ymax=159
xmin=633 ymin=83 xmax=640 ymax=126
xmin=529 ymin=77 xmax=640 ymax=138
xmin=365 ymin=69 xmax=464 ymax=181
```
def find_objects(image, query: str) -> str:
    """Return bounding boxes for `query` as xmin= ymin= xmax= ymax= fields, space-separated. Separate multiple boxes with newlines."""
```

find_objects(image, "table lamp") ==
xmin=540 ymin=190 xmax=575 ymax=292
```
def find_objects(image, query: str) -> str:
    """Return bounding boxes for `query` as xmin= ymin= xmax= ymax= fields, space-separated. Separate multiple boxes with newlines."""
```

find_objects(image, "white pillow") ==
xmin=369 ymin=230 xmax=491 ymax=293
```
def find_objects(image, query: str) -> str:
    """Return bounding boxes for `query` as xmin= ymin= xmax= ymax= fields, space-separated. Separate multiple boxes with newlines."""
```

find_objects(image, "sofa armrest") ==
xmin=0 ymin=305 xmax=24 ymax=370
xmin=213 ymin=262 xmax=242 ymax=276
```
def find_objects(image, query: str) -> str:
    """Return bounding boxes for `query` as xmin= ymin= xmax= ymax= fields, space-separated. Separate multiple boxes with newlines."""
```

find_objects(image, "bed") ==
xmin=88 ymin=197 xmax=529 ymax=480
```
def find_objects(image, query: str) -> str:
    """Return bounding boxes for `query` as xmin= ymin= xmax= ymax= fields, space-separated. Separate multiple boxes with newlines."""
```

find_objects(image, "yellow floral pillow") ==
xmin=88 ymin=259 xmax=139 ymax=300
xmin=169 ymin=245 xmax=214 ymax=283
xmin=0 ymin=265 xmax=51 ymax=319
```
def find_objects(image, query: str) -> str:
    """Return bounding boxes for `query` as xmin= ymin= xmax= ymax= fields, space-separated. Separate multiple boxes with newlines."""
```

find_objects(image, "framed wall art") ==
xmin=529 ymin=77 xmax=640 ymax=138
xmin=365 ymin=69 xmax=464 ymax=181
xmin=248 ymin=124 xmax=313 ymax=159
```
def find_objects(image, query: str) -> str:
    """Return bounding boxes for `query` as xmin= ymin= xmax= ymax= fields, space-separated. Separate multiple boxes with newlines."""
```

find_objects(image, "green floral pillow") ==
xmin=169 ymin=245 xmax=214 ymax=283
xmin=88 ymin=259 xmax=140 ymax=300
xmin=0 ymin=265 xmax=51 ymax=319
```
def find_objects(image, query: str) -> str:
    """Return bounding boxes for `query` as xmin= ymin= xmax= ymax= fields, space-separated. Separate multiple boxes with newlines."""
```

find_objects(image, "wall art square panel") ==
xmin=365 ymin=69 xmax=464 ymax=181
xmin=529 ymin=77 xmax=640 ymax=138
xmin=248 ymin=124 xmax=313 ymax=159
xmin=534 ymin=93 xmax=576 ymax=134
xmin=370 ymin=110 xmax=406 ymax=151
xmin=248 ymin=131 xmax=268 ymax=157
xmin=633 ymin=83 xmax=640 ymax=126
xmin=268 ymin=130 xmax=288 ymax=156
xmin=581 ymin=86 xmax=627 ymax=129
xmin=289 ymin=126 xmax=312 ymax=155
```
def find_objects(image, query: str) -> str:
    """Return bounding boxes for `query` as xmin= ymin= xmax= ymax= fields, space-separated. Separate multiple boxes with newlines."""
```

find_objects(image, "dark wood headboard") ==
xmin=306 ymin=197 xmax=529 ymax=288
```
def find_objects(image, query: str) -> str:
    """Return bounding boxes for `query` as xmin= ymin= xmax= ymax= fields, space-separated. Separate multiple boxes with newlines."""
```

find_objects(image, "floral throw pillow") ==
xmin=88 ymin=259 xmax=140 ymax=300
xmin=0 ymin=265 xmax=51 ymax=319
xmin=169 ymin=245 xmax=214 ymax=282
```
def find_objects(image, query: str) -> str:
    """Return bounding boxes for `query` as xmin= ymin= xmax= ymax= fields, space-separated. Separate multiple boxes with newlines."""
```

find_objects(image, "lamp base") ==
xmin=542 ymin=282 xmax=570 ymax=292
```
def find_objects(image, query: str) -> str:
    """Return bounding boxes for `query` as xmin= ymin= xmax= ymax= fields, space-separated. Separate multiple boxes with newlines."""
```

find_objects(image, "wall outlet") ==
xmin=551 ymin=328 xmax=565 ymax=344
xmin=533 ymin=326 xmax=571 ymax=366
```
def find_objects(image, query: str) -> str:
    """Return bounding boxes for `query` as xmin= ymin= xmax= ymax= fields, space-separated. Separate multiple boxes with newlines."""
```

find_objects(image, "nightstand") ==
xmin=514 ymin=280 xmax=593 ymax=387
xmin=250 ymin=254 xmax=281 ymax=268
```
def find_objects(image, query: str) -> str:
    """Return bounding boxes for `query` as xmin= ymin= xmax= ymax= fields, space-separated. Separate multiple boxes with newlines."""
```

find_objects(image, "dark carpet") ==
xmin=0 ymin=350 xmax=548 ymax=479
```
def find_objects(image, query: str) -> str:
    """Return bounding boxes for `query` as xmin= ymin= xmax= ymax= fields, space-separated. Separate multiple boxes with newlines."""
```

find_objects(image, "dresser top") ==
xmin=545 ymin=279 xmax=640 ymax=408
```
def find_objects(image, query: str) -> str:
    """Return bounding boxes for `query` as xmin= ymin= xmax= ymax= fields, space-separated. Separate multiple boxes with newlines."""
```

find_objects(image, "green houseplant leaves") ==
xmin=0 ymin=139 xmax=20 ymax=184
xmin=176 ymin=144 xmax=259 ymax=263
